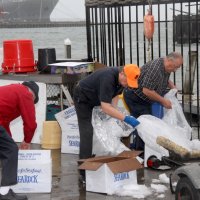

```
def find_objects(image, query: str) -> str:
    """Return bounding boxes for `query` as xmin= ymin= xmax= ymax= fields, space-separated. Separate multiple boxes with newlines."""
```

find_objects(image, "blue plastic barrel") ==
xmin=151 ymin=102 xmax=164 ymax=119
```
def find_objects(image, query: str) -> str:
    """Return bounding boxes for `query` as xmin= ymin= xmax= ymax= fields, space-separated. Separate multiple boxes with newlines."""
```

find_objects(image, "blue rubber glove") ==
xmin=124 ymin=116 xmax=140 ymax=127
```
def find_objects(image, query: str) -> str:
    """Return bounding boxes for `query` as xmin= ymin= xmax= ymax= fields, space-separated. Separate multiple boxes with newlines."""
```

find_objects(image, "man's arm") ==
xmin=111 ymin=95 xmax=119 ymax=108
xmin=19 ymin=90 xmax=37 ymax=146
xmin=100 ymin=102 xmax=140 ymax=127
xmin=101 ymin=102 xmax=125 ymax=120
xmin=168 ymin=80 xmax=177 ymax=89
xmin=143 ymin=87 xmax=172 ymax=109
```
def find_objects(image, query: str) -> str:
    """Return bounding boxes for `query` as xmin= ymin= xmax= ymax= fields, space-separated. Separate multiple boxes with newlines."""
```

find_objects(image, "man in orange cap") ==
xmin=73 ymin=64 xmax=140 ymax=182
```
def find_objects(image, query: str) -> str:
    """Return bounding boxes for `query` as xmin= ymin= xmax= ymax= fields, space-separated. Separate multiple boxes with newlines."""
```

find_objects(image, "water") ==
xmin=1 ymin=25 xmax=199 ymax=95
xmin=0 ymin=26 xmax=87 ymax=60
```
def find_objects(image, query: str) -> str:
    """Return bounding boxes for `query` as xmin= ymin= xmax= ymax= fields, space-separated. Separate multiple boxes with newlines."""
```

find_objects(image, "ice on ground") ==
xmin=152 ymin=178 xmax=161 ymax=183
xmin=157 ymin=194 xmax=165 ymax=198
xmin=151 ymin=184 xmax=168 ymax=193
xmin=112 ymin=178 xmax=170 ymax=198
xmin=113 ymin=184 xmax=152 ymax=199
xmin=159 ymin=173 xmax=170 ymax=184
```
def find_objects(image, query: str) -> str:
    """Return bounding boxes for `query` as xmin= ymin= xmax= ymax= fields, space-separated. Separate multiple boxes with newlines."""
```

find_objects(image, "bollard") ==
xmin=64 ymin=38 xmax=71 ymax=59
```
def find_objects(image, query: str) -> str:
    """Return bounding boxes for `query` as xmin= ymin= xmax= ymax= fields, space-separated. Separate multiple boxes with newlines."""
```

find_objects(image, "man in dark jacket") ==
xmin=73 ymin=64 xmax=141 ymax=180
xmin=0 ymin=81 xmax=39 ymax=200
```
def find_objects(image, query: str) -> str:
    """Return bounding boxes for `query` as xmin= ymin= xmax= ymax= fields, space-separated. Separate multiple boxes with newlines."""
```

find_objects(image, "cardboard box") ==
xmin=11 ymin=150 xmax=52 ymax=193
xmin=79 ymin=151 xmax=143 ymax=194
xmin=55 ymin=106 xmax=80 ymax=154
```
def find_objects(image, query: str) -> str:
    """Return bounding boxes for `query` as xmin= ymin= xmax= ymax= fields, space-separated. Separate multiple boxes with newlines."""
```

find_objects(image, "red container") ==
xmin=2 ymin=39 xmax=37 ymax=73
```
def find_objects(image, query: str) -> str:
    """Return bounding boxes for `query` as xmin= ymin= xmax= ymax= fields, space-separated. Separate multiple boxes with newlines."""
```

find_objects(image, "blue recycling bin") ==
xmin=151 ymin=102 xmax=164 ymax=119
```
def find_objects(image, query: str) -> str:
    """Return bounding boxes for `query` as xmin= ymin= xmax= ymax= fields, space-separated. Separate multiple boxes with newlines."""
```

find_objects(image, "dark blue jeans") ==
xmin=123 ymin=88 xmax=151 ymax=150
xmin=0 ymin=126 xmax=18 ymax=186
xmin=73 ymin=85 xmax=94 ymax=160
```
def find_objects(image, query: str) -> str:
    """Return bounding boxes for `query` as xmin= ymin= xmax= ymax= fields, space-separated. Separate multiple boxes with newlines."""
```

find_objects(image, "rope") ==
xmin=147 ymin=0 xmax=152 ymax=62
xmin=147 ymin=39 xmax=151 ymax=61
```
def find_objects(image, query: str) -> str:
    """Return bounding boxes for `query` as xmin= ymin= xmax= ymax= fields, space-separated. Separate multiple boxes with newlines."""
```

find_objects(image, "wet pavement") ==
xmin=24 ymin=145 xmax=177 ymax=200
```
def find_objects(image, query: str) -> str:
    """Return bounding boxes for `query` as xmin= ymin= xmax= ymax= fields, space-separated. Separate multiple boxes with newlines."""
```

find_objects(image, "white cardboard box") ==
xmin=55 ymin=106 xmax=80 ymax=154
xmin=79 ymin=151 xmax=143 ymax=194
xmin=11 ymin=150 xmax=52 ymax=193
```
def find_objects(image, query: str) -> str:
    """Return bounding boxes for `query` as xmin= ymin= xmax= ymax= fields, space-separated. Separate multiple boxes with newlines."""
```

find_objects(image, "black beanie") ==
xmin=22 ymin=81 xmax=39 ymax=104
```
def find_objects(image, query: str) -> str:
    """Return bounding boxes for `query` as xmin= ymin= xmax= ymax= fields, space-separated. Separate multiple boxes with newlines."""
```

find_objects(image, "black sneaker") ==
xmin=0 ymin=189 xmax=28 ymax=200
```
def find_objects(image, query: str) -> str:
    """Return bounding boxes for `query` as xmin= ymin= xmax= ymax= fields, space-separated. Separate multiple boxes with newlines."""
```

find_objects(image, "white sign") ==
xmin=55 ymin=106 xmax=80 ymax=154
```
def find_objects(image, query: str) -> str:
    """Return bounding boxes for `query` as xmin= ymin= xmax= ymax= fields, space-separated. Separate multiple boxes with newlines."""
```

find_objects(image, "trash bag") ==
xmin=162 ymin=89 xmax=192 ymax=140
xmin=137 ymin=115 xmax=192 ymax=156
xmin=92 ymin=106 xmax=132 ymax=156
xmin=136 ymin=89 xmax=193 ymax=156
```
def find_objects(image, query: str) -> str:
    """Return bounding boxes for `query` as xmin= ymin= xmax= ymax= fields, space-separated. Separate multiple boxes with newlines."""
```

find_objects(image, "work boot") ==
xmin=0 ymin=189 xmax=28 ymax=200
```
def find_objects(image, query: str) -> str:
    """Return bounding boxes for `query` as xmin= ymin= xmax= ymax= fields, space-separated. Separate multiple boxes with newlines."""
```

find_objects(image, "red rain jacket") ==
xmin=0 ymin=83 xmax=37 ymax=143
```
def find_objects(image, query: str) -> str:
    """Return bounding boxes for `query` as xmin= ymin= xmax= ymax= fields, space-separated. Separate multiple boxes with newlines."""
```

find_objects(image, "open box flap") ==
xmin=117 ymin=150 xmax=143 ymax=158
xmin=107 ymin=158 xmax=143 ymax=174
xmin=79 ymin=161 xmax=104 ymax=171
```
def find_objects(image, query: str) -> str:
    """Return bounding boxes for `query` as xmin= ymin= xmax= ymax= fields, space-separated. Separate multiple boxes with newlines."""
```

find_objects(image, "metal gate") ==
xmin=85 ymin=0 xmax=200 ymax=138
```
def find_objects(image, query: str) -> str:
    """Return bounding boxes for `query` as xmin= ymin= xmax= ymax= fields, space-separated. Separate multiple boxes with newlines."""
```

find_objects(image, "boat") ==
xmin=174 ymin=14 xmax=200 ymax=44
xmin=173 ymin=3 xmax=200 ymax=44
xmin=0 ymin=0 xmax=59 ymax=23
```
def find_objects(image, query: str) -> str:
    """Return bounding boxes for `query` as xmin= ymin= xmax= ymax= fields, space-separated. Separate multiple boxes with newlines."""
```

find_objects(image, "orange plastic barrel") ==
xmin=2 ymin=39 xmax=36 ymax=73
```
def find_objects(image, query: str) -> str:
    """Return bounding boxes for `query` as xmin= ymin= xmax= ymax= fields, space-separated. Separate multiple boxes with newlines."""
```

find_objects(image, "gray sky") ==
xmin=50 ymin=0 xmax=86 ymax=21
xmin=50 ymin=1 xmax=198 ymax=22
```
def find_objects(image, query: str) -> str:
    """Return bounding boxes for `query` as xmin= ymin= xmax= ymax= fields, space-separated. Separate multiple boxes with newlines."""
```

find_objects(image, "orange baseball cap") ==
xmin=124 ymin=64 xmax=140 ymax=88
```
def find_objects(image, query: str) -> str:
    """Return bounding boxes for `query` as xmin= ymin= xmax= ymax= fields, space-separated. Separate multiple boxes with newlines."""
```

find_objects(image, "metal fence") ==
xmin=85 ymin=0 xmax=200 ymax=138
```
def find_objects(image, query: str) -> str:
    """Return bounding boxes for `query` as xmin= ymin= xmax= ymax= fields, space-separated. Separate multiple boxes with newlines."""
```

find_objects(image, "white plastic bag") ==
xmin=137 ymin=115 xmax=192 ymax=156
xmin=137 ymin=89 xmax=193 ymax=155
xmin=92 ymin=106 xmax=132 ymax=156
xmin=163 ymin=89 xmax=192 ymax=140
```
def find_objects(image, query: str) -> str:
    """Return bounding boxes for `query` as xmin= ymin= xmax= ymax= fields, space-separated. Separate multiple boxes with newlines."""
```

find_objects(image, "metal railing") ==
xmin=85 ymin=0 xmax=200 ymax=138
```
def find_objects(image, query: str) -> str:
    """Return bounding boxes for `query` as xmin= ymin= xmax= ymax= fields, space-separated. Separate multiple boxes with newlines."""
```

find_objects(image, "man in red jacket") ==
xmin=0 ymin=81 xmax=39 ymax=149
xmin=0 ymin=81 xmax=39 ymax=200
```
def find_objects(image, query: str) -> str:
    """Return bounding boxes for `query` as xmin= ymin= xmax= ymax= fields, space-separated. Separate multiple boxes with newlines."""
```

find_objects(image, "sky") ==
xmin=50 ymin=0 xmax=86 ymax=22
xmin=50 ymin=1 xmax=198 ymax=22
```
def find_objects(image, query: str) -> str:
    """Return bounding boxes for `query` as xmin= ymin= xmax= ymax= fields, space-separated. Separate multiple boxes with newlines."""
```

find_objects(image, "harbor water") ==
xmin=0 ymin=27 xmax=88 ymax=61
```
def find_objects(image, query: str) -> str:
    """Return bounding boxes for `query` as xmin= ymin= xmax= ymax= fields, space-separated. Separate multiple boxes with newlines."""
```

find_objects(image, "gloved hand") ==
xmin=124 ymin=116 xmax=140 ymax=127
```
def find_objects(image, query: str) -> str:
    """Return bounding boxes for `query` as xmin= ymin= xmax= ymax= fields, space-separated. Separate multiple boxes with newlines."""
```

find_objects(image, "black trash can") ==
xmin=37 ymin=48 xmax=56 ymax=73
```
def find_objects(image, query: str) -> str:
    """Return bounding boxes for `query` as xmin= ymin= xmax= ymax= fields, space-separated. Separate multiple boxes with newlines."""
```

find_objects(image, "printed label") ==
xmin=67 ymin=135 xmax=80 ymax=147
xmin=63 ymin=107 xmax=76 ymax=119
xmin=18 ymin=152 xmax=44 ymax=160
xmin=18 ymin=175 xmax=38 ymax=183
xmin=114 ymin=172 xmax=129 ymax=182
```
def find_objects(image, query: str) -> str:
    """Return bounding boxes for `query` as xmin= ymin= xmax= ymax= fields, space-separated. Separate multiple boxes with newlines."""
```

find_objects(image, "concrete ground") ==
xmin=24 ymin=145 xmax=177 ymax=200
